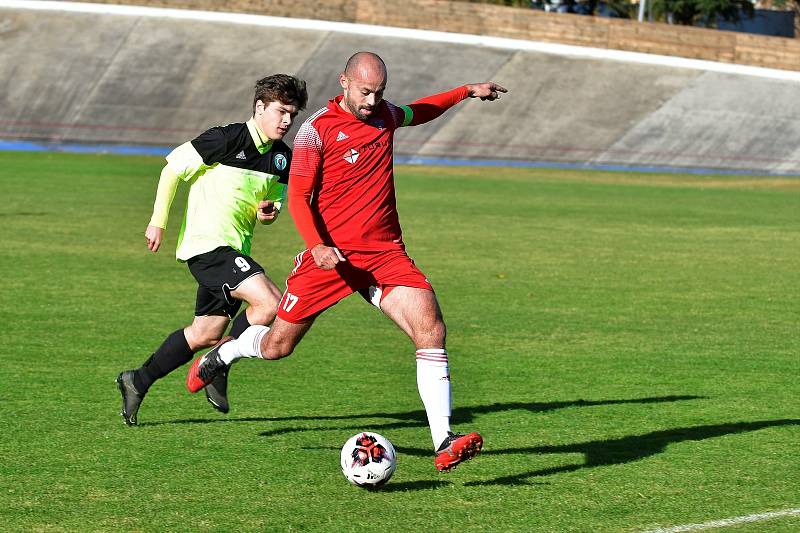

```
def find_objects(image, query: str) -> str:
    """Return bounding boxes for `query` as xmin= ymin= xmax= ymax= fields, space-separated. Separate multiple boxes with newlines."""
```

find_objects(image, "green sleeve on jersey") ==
xmin=400 ymin=105 xmax=414 ymax=127
xmin=149 ymin=165 xmax=181 ymax=229
xmin=165 ymin=141 xmax=208 ymax=181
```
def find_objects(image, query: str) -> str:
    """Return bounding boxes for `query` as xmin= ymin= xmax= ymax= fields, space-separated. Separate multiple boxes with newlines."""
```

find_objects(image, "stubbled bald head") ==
xmin=339 ymin=52 xmax=388 ymax=121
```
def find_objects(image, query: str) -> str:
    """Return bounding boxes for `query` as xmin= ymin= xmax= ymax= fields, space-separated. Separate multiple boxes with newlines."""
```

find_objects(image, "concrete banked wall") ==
xmin=1 ymin=5 xmax=800 ymax=173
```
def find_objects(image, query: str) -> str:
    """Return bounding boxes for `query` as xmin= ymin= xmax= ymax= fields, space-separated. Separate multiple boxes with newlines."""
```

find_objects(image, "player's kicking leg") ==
xmin=379 ymin=285 xmax=483 ymax=472
xmin=186 ymin=335 xmax=234 ymax=393
xmin=188 ymin=249 xmax=336 ymax=390
xmin=186 ymin=317 xmax=313 ymax=392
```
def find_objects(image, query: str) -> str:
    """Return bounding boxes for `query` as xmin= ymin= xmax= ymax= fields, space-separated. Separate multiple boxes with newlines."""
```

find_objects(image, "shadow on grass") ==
xmin=244 ymin=395 xmax=703 ymax=437
xmin=138 ymin=398 xmax=796 ymax=489
xmin=140 ymin=394 xmax=704 ymax=431
xmin=451 ymin=418 xmax=800 ymax=486
xmin=140 ymin=416 xmax=285 ymax=427
xmin=0 ymin=212 xmax=44 ymax=217
xmin=376 ymin=480 xmax=455 ymax=492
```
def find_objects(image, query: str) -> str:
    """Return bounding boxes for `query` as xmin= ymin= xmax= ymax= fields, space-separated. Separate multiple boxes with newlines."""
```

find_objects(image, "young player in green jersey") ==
xmin=115 ymin=74 xmax=308 ymax=425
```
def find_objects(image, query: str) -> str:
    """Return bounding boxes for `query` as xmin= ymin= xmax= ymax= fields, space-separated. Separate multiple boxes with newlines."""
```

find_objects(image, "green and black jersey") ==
xmin=161 ymin=119 xmax=290 ymax=261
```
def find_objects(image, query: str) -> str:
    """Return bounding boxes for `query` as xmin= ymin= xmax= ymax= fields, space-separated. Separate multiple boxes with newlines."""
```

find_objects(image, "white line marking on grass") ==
xmin=2 ymin=1 xmax=800 ymax=82
xmin=642 ymin=508 xmax=800 ymax=532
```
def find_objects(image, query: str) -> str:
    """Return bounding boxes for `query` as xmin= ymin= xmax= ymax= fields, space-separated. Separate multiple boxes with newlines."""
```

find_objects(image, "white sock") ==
xmin=218 ymin=325 xmax=269 ymax=365
xmin=416 ymin=348 xmax=452 ymax=450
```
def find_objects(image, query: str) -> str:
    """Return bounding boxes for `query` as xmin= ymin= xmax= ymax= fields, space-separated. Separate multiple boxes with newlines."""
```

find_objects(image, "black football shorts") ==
xmin=187 ymin=246 xmax=265 ymax=318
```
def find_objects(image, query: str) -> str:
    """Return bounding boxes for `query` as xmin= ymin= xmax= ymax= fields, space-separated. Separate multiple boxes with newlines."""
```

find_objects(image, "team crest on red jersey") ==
xmin=343 ymin=148 xmax=359 ymax=164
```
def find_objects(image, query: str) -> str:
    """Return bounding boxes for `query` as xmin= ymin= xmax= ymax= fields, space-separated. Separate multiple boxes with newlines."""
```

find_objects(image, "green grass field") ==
xmin=1 ymin=151 xmax=798 ymax=532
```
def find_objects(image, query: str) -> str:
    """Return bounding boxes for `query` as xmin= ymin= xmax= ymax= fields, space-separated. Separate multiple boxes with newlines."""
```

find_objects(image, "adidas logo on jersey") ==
xmin=336 ymin=131 xmax=349 ymax=142
xmin=343 ymin=148 xmax=359 ymax=164
xmin=235 ymin=150 xmax=247 ymax=160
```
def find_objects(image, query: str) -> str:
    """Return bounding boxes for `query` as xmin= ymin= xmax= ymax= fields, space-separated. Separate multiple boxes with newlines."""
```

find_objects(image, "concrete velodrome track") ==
xmin=1 ymin=2 xmax=799 ymax=173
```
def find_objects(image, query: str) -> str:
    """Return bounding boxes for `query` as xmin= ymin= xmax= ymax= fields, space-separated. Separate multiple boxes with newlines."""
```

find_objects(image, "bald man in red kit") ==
xmin=188 ymin=51 xmax=507 ymax=472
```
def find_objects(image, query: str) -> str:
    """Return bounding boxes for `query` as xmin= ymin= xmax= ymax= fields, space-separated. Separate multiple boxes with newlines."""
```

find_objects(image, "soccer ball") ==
xmin=340 ymin=432 xmax=397 ymax=489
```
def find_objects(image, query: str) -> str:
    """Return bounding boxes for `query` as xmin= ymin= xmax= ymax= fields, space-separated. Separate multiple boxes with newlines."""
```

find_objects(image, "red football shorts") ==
xmin=277 ymin=248 xmax=434 ymax=323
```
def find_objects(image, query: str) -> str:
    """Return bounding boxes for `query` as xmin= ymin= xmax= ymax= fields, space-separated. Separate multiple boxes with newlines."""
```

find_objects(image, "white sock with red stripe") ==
xmin=416 ymin=348 xmax=452 ymax=450
xmin=218 ymin=325 xmax=269 ymax=365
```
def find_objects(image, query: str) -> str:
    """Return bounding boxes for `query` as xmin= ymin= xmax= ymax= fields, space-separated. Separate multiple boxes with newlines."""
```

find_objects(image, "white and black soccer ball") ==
xmin=340 ymin=432 xmax=397 ymax=489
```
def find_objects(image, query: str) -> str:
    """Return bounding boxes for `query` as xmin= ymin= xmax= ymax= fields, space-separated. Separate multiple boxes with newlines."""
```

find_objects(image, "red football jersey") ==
xmin=289 ymin=87 xmax=469 ymax=251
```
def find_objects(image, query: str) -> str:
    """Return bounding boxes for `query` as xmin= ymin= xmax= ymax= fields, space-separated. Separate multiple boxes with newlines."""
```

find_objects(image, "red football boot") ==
xmin=186 ymin=336 xmax=232 ymax=393
xmin=435 ymin=431 xmax=483 ymax=472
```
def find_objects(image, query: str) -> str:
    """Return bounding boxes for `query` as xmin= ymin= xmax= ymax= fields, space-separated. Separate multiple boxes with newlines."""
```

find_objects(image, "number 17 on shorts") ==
xmin=281 ymin=291 xmax=299 ymax=313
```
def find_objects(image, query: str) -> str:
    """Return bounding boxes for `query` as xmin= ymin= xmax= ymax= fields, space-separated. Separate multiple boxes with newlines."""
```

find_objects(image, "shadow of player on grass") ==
xmin=249 ymin=395 xmax=707 ymax=437
xmin=449 ymin=418 xmax=800 ymax=486
xmin=141 ymin=394 xmax=705 ymax=431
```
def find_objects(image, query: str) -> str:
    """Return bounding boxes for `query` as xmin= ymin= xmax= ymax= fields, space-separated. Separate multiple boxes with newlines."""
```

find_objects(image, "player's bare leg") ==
xmin=229 ymin=273 xmax=282 ymax=328
xmin=184 ymin=314 xmax=231 ymax=351
xmin=200 ymin=273 xmax=282 ymax=412
xmin=185 ymin=316 xmax=313 ymax=392
xmin=380 ymin=286 xmax=483 ymax=472
xmin=380 ymin=286 xmax=446 ymax=349
xmin=259 ymin=316 xmax=314 ymax=360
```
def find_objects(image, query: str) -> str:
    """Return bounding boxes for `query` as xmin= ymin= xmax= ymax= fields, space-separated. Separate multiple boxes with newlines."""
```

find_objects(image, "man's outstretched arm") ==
xmin=399 ymin=82 xmax=507 ymax=127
